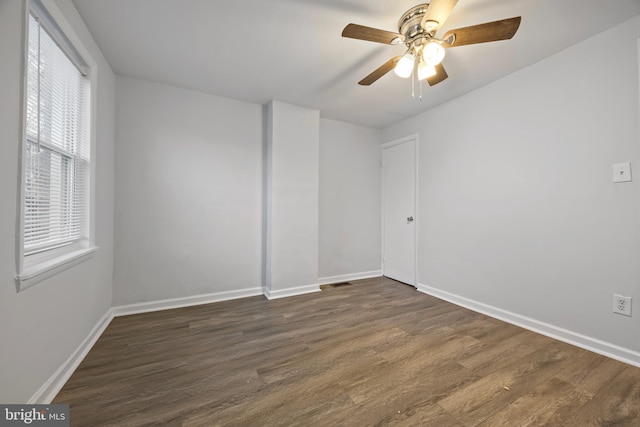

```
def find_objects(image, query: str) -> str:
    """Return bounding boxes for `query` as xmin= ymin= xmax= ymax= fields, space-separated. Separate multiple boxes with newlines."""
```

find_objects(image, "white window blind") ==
xmin=24 ymin=12 xmax=90 ymax=255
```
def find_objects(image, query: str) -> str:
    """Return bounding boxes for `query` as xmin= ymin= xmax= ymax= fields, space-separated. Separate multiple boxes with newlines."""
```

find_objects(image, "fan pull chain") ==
xmin=419 ymin=78 xmax=423 ymax=101
xmin=411 ymin=67 xmax=415 ymax=99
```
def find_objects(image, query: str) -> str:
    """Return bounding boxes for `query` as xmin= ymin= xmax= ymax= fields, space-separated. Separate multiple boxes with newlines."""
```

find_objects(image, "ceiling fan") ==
xmin=341 ymin=0 xmax=521 ymax=86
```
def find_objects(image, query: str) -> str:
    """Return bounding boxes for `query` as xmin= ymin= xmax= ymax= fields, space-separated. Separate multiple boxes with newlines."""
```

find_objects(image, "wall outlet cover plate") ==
xmin=613 ymin=294 xmax=632 ymax=316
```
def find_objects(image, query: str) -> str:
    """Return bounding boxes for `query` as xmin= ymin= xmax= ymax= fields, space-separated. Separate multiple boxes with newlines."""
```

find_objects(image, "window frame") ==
xmin=15 ymin=0 xmax=98 ymax=292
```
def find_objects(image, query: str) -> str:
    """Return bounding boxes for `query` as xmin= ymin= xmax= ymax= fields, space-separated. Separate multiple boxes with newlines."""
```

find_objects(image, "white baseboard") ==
xmin=264 ymin=283 xmax=321 ymax=300
xmin=29 ymin=309 xmax=114 ymax=404
xmin=416 ymin=283 xmax=640 ymax=368
xmin=318 ymin=270 xmax=383 ymax=285
xmin=111 ymin=287 xmax=264 ymax=317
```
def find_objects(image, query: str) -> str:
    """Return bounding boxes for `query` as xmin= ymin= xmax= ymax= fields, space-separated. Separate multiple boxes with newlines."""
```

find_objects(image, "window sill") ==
xmin=16 ymin=246 xmax=99 ymax=292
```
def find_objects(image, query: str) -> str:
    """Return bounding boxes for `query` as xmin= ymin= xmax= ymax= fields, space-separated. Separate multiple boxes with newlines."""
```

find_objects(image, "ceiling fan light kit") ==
xmin=394 ymin=53 xmax=415 ymax=78
xmin=422 ymin=41 xmax=445 ymax=66
xmin=418 ymin=61 xmax=436 ymax=80
xmin=341 ymin=0 xmax=522 ymax=89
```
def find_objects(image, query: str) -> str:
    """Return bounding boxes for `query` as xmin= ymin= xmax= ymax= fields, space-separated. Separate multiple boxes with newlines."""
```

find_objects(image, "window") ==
xmin=16 ymin=1 xmax=96 ymax=290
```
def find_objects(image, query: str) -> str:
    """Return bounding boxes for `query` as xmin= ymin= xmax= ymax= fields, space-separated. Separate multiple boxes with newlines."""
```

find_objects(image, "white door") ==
xmin=382 ymin=136 xmax=417 ymax=286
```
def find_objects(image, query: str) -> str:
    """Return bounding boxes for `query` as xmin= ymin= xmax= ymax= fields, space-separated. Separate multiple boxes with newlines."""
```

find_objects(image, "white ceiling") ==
xmin=71 ymin=0 xmax=640 ymax=129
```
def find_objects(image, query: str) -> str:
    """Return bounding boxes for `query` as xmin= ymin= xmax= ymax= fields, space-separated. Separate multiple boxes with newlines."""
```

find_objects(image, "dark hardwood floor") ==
xmin=54 ymin=277 xmax=640 ymax=426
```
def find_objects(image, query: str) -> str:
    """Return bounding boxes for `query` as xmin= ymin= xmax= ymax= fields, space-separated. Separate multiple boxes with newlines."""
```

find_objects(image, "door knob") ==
xmin=407 ymin=216 xmax=414 ymax=222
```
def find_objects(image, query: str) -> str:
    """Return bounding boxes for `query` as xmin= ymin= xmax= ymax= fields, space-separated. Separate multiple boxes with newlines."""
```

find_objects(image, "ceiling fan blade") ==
xmin=358 ymin=56 xmax=401 ymax=86
xmin=426 ymin=63 xmax=448 ymax=86
xmin=342 ymin=23 xmax=404 ymax=45
xmin=443 ymin=17 xmax=521 ymax=47
xmin=420 ymin=0 xmax=458 ymax=32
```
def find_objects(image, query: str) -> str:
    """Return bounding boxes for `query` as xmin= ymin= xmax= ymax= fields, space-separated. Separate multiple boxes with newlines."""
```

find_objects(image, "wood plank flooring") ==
xmin=54 ymin=277 xmax=640 ymax=426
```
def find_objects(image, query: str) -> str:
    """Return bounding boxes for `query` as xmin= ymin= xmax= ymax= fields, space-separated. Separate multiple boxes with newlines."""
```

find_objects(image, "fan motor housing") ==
xmin=398 ymin=4 xmax=431 ymax=43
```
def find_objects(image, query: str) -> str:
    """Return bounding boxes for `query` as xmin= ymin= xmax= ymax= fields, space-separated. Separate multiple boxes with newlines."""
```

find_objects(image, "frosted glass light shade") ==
xmin=394 ymin=53 xmax=415 ymax=78
xmin=422 ymin=41 xmax=445 ymax=66
xmin=418 ymin=62 xmax=436 ymax=80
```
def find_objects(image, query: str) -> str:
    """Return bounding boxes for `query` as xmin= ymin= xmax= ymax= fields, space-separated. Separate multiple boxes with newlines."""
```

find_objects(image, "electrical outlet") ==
xmin=613 ymin=294 xmax=632 ymax=317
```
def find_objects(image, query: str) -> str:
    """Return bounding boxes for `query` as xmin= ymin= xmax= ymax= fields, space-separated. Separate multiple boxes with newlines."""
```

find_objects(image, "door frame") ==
xmin=381 ymin=134 xmax=419 ymax=287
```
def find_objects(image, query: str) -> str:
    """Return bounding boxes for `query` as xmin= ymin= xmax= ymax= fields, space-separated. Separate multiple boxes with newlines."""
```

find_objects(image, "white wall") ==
xmin=113 ymin=76 xmax=263 ymax=305
xmin=319 ymin=119 xmax=382 ymax=281
xmin=264 ymin=101 xmax=320 ymax=297
xmin=383 ymin=15 xmax=640 ymax=356
xmin=0 ymin=0 xmax=115 ymax=403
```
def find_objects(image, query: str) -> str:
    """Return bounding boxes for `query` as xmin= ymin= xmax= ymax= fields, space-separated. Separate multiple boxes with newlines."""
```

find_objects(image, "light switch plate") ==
xmin=613 ymin=162 xmax=632 ymax=183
